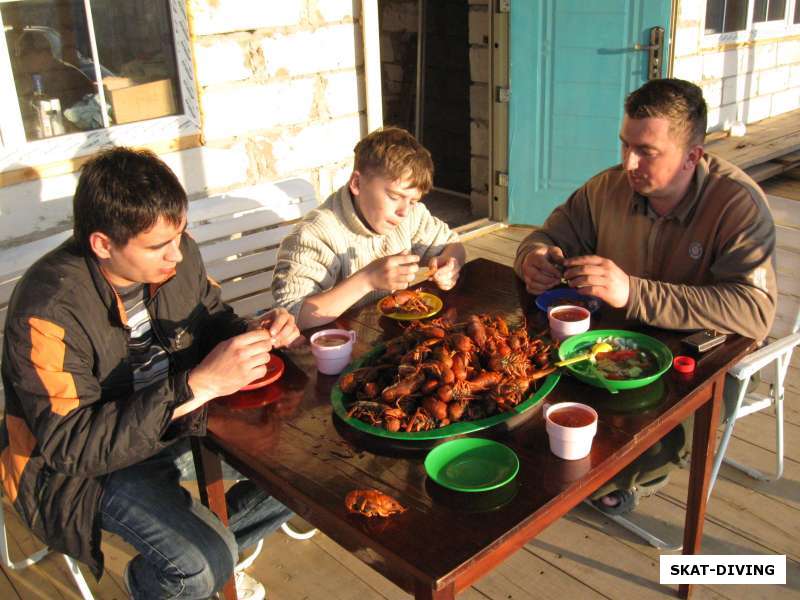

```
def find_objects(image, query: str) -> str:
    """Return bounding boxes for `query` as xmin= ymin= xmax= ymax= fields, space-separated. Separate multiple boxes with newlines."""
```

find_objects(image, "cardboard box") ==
xmin=107 ymin=78 xmax=176 ymax=125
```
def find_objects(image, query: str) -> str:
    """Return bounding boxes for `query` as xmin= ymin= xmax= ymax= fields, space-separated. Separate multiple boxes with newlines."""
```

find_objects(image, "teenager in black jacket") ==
xmin=1 ymin=147 xmax=300 ymax=599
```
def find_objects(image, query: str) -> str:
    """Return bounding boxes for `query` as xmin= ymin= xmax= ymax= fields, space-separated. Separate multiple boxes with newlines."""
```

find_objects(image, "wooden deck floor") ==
xmin=2 ymin=225 xmax=796 ymax=599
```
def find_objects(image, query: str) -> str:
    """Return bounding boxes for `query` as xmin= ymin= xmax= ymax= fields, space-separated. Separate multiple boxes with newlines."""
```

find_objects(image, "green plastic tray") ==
xmin=331 ymin=345 xmax=560 ymax=441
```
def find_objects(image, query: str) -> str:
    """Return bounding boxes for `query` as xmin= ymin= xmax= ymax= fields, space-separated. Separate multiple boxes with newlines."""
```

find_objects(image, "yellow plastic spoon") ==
xmin=555 ymin=342 xmax=613 ymax=367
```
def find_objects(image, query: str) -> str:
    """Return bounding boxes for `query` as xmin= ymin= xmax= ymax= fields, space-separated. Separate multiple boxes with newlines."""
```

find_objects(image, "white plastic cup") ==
xmin=547 ymin=304 xmax=590 ymax=342
xmin=545 ymin=402 xmax=598 ymax=460
xmin=729 ymin=121 xmax=747 ymax=137
xmin=310 ymin=329 xmax=357 ymax=375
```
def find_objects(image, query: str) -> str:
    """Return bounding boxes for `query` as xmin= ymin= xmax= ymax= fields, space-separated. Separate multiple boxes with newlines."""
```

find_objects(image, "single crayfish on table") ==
xmin=379 ymin=289 xmax=433 ymax=315
xmin=341 ymin=312 xmax=558 ymax=432
xmin=345 ymin=489 xmax=406 ymax=517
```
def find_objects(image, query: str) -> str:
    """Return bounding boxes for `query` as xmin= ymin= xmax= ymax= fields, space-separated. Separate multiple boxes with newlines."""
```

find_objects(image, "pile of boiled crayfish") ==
xmin=340 ymin=312 xmax=557 ymax=432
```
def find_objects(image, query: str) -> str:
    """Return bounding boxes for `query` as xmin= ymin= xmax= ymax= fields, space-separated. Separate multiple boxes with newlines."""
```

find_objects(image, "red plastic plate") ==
xmin=239 ymin=354 xmax=285 ymax=391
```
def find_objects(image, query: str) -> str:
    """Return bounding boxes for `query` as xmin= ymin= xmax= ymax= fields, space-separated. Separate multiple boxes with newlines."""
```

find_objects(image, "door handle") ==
xmin=632 ymin=26 xmax=664 ymax=80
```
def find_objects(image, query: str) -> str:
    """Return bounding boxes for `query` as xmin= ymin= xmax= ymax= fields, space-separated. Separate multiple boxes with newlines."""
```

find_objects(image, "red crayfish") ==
xmin=345 ymin=489 xmax=406 ymax=517
xmin=379 ymin=290 xmax=432 ymax=314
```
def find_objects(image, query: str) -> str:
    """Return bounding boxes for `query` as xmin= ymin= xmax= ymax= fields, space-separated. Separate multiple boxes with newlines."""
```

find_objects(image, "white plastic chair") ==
xmin=0 ymin=498 xmax=95 ymax=599
xmin=708 ymin=325 xmax=800 ymax=492
xmin=587 ymin=313 xmax=800 ymax=551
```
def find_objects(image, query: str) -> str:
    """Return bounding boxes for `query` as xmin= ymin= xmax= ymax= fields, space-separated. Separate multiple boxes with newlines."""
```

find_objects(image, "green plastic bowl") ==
xmin=557 ymin=329 xmax=673 ymax=392
xmin=424 ymin=438 xmax=519 ymax=492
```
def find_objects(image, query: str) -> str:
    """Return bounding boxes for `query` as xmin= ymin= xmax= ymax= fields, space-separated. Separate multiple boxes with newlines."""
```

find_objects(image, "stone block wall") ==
xmin=0 ymin=0 xmax=367 ymax=246
xmin=672 ymin=0 xmax=800 ymax=132
xmin=189 ymin=0 xmax=366 ymax=202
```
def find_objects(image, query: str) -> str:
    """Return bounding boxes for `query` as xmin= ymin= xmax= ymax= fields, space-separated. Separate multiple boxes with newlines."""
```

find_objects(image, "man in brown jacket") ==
xmin=515 ymin=78 xmax=776 ymax=514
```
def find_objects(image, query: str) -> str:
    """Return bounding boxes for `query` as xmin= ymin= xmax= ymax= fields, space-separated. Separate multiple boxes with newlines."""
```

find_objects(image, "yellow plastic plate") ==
xmin=378 ymin=291 xmax=443 ymax=320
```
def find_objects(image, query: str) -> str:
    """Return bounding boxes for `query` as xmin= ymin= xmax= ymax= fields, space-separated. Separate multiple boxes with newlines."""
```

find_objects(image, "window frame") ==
xmin=0 ymin=0 xmax=200 ymax=176
xmin=702 ymin=0 xmax=800 ymax=46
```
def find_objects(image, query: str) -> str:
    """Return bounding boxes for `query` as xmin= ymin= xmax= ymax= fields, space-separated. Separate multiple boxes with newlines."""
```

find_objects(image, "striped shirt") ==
xmin=116 ymin=283 xmax=170 ymax=391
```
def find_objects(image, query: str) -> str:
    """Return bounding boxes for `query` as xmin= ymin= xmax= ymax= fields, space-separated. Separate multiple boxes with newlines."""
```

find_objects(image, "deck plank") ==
xmin=706 ymin=110 xmax=800 ymax=169
xmin=465 ymin=234 xmax=521 ymax=262
xmin=663 ymin=469 xmax=800 ymax=561
xmin=527 ymin=508 xmax=729 ymax=600
xmin=252 ymin=533 xmax=408 ymax=600
xmin=763 ymin=176 xmax=800 ymax=202
xmin=729 ymin=411 xmax=800 ymax=463
xmin=583 ymin=493 xmax=800 ymax=600
xmin=2 ymin=500 xmax=78 ymax=599
xmin=721 ymin=435 xmax=800 ymax=512
xmin=469 ymin=545 xmax=608 ymax=600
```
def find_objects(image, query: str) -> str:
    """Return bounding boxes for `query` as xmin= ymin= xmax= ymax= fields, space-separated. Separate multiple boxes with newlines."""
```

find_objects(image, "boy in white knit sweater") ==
xmin=271 ymin=127 xmax=466 ymax=329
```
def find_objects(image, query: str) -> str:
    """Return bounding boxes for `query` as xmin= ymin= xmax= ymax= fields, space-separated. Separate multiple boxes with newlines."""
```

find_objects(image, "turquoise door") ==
xmin=509 ymin=0 xmax=672 ymax=225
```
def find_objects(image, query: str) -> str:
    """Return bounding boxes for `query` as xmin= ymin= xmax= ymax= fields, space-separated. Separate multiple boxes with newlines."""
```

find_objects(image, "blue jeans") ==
xmin=99 ymin=439 xmax=292 ymax=599
xmin=590 ymin=372 xmax=749 ymax=499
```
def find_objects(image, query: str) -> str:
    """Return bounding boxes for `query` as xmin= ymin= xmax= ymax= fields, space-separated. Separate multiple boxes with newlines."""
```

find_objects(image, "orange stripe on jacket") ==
xmin=207 ymin=275 xmax=221 ymax=288
xmin=29 ymin=317 xmax=79 ymax=416
xmin=0 ymin=415 xmax=37 ymax=503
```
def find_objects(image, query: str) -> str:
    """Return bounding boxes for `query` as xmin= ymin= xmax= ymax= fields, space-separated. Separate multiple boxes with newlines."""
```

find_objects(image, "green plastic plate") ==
xmin=424 ymin=438 xmax=519 ymax=492
xmin=331 ymin=345 xmax=560 ymax=441
xmin=558 ymin=329 xmax=673 ymax=392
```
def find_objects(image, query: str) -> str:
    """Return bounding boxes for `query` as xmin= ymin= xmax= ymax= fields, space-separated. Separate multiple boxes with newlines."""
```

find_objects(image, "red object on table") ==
xmin=673 ymin=355 xmax=696 ymax=374
xmin=239 ymin=354 xmax=285 ymax=391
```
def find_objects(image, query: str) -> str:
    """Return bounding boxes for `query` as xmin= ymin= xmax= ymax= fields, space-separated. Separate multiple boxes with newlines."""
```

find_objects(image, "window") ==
xmin=0 ymin=0 xmax=199 ymax=173
xmin=753 ymin=0 xmax=787 ymax=22
xmin=705 ymin=0 xmax=797 ymax=35
xmin=705 ymin=0 xmax=748 ymax=34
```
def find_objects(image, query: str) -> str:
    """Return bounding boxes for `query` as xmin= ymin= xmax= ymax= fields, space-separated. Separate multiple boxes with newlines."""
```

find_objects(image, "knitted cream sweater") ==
xmin=271 ymin=184 xmax=459 ymax=319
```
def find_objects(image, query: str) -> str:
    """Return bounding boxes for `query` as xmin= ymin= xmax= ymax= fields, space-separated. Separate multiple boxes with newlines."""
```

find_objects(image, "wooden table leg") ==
xmin=414 ymin=580 xmax=455 ymax=599
xmin=191 ymin=437 xmax=238 ymax=600
xmin=678 ymin=377 xmax=723 ymax=599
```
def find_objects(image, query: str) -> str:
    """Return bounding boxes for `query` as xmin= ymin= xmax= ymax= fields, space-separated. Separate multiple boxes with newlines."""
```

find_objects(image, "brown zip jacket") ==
xmin=0 ymin=235 xmax=246 ymax=578
xmin=514 ymin=153 xmax=776 ymax=341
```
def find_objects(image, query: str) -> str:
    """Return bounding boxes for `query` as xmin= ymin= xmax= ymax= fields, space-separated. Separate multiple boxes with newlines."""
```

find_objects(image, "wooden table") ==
xmin=192 ymin=258 xmax=753 ymax=600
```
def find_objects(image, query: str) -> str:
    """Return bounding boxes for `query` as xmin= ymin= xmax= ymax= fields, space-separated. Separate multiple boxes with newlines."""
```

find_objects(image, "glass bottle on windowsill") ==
xmin=30 ymin=73 xmax=65 ymax=138
xmin=30 ymin=73 xmax=46 ymax=138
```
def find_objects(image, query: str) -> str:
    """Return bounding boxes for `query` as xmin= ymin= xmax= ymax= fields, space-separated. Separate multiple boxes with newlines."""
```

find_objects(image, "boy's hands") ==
xmin=188 ymin=308 xmax=302 ymax=406
xmin=428 ymin=255 xmax=460 ymax=290
xmin=250 ymin=307 xmax=303 ymax=348
xmin=363 ymin=250 xmax=420 ymax=292
xmin=521 ymin=245 xmax=565 ymax=294
xmin=187 ymin=329 xmax=274 ymax=403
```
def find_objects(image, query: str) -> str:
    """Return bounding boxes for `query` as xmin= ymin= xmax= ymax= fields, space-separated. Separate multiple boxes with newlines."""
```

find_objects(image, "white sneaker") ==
xmin=234 ymin=571 xmax=266 ymax=600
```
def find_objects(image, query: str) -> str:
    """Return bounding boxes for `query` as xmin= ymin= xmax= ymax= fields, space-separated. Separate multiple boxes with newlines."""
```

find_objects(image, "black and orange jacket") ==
xmin=0 ymin=234 xmax=246 ymax=578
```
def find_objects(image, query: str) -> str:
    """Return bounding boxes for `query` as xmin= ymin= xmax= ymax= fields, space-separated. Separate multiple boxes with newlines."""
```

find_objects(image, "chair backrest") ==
xmin=0 ymin=178 xmax=316 ymax=405
xmin=768 ymin=193 xmax=800 ymax=341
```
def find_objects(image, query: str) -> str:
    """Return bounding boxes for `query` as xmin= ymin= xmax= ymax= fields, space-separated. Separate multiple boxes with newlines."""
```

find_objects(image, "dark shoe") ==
xmin=633 ymin=474 xmax=669 ymax=499
xmin=591 ymin=489 xmax=637 ymax=515
xmin=591 ymin=474 xmax=670 ymax=516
